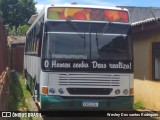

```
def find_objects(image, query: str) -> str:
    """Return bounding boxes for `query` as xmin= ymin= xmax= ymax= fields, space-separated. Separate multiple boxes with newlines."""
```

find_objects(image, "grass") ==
xmin=8 ymin=72 xmax=31 ymax=111
xmin=133 ymin=102 xmax=145 ymax=110
xmin=8 ymin=71 xmax=42 ymax=120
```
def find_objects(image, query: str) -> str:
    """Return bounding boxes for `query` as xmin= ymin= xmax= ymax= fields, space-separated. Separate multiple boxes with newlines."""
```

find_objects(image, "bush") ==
xmin=134 ymin=102 xmax=144 ymax=110
xmin=9 ymin=25 xmax=29 ymax=36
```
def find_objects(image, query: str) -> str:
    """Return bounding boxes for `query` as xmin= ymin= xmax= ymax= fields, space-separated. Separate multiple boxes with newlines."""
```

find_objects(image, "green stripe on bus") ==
xmin=41 ymin=94 xmax=133 ymax=111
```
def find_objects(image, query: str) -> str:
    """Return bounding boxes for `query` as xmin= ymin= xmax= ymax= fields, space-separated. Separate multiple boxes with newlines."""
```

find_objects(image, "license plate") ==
xmin=82 ymin=101 xmax=99 ymax=107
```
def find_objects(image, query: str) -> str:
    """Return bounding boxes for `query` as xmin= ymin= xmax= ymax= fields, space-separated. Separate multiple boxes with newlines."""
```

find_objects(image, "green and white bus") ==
xmin=24 ymin=4 xmax=133 ymax=111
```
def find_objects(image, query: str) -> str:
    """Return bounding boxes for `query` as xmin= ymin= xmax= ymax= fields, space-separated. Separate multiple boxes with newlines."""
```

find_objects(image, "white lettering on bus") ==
xmin=44 ymin=60 xmax=49 ymax=68
xmin=109 ymin=62 xmax=131 ymax=69
xmin=92 ymin=61 xmax=107 ymax=68
xmin=52 ymin=60 xmax=71 ymax=68
xmin=73 ymin=61 xmax=89 ymax=68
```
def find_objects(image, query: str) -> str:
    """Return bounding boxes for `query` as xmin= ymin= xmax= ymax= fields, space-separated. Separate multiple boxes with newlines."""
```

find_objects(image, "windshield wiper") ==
xmin=99 ymin=22 xmax=111 ymax=37
xmin=66 ymin=19 xmax=86 ymax=50
xmin=66 ymin=19 xmax=85 ymax=39
xmin=96 ymin=22 xmax=111 ymax=53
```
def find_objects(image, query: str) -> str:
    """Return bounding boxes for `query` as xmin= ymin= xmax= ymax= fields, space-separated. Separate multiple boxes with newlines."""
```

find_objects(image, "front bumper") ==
xmin=41 ymin=94 xmax=133 ymax=111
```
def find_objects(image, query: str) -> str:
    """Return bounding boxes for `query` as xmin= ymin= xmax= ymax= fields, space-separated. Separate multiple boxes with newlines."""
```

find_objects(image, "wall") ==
xmin=11 ymin=44 xmax=24 ymax=73
xmin=0 ymin=18 xmax=9 ymax=113
xmin=132 ymin=28 xmax=160 ymax=80
xmin=133 ymin=27 xmax=160 ymax=111
xmin=0 ymin=23 xmax=8 ymax=73
xmin=0 ymin=68 xmax=9 ymax=112
xmin=133 ymin=33 xmax=150 ymax=80
xmin=134 ymin=79 xmax=160 ymax=111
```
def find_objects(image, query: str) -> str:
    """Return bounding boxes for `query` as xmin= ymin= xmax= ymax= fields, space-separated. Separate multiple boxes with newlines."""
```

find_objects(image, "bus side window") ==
xmin=33 ymin=39 xmax=36 ymax=53
xmin=36 ymin=39 xmax=39 ymax=54
xmin=36 ymin=22 xmax=43 ymax=56
xmin=30 ymin=42 xmax=32 ymax=52
xmin=32 ymin=41 xmax=34 ymax=52
xmin=25 ymin=36 xmax=28 ymax=52
xmin=28 ymin=42 xmax=30 ymax=53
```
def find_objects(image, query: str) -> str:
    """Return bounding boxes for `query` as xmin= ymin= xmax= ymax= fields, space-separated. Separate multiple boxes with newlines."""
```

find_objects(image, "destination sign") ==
xmin=42 ymin=59 xmax=133 ymax=73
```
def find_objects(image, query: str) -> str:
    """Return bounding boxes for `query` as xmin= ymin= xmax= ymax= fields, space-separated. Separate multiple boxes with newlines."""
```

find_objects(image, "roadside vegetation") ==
xmin=133 ymin=102 xmax=145 ymax=110
xmin=9 ymin=72 xmax=30 ymax=111
xmin=8 ymin=71 xmax=41 ymax=120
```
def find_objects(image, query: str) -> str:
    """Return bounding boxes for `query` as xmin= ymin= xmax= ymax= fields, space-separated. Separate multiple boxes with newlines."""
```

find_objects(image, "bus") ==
xmin=24 ymin=4 xmax=133 ymax=111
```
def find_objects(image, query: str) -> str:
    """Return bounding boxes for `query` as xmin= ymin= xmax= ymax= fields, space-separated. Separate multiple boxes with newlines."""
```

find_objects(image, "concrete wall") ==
xmin=134 ymin=79 xmax=160 ymax=111
xmin=133 ymin=28 xmax=160 ymax=80
xmin=132 ymin=27 xmax=160 ymax=111
xmin=133 ymin=34 xmax=150 ymax=80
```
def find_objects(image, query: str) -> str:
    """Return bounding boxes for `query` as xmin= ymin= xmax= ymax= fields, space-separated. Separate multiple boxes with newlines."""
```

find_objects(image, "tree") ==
xmin=0 ymin=0 xmax=36 ymax=27
xmin=17 ymin=24 xmax=29 ymax=35
xmin=9 ymin=26 xmax=17 ymax=35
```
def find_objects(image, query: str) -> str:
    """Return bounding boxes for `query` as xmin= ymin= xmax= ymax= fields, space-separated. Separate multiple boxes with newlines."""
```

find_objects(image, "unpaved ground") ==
xmin=25 ymin=98 xmax=39 ymax=111
xmin=26 ymin=98 xmax=43 ymax=120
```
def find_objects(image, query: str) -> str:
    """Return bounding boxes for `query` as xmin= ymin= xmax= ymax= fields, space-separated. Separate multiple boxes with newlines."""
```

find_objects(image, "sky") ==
xmin=35 ymin=0 xmax=160 ymax=13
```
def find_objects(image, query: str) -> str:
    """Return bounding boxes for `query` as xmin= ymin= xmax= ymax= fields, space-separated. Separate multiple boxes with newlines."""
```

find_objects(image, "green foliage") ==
xmin=8 ymin=73 xmax=41 ymax=120
xmin=0 ymin=0 xmax=36 ymax=27
xmin=133 ymin=102 xmax=144 ymax=110
xmin=9 ymin=24 xmax=29 ymax=35
xmin=17 ymin=25 xmax=29 ymax=35
xmin=9 ymin=26 xmax=17 ymax=36
xmin=8 ymin=72 xmax=31 ymax=111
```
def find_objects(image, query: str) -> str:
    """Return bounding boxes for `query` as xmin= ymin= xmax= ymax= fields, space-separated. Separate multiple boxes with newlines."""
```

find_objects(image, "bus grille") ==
xmin=67 ymin=88 xmax=113 ymax=95
xmin=58 ymin=73 xmax=120 ymax=87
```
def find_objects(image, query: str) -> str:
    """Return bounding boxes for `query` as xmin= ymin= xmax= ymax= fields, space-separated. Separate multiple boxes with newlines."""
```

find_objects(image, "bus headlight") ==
xmin=123 ymin=89 xmax=129 ymax=95
xmin=58 ymin=88 xmax=64 ymax=94
xmin=115 ymin=89 xmax=120 ymax=95
xmin=49 ymin=88 xmax=56 ymax=94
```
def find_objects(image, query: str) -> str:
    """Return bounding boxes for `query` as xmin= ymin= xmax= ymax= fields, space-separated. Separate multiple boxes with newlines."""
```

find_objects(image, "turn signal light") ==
xmin=42 ymin=87 xmax=48 ymax=94
xmin=130 ymin=88 xmax=134 ymax=95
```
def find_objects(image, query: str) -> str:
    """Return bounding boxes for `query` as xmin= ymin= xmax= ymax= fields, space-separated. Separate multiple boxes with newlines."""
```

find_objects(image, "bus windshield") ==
xmin=42 ymin=22 xmax=132 ymax=60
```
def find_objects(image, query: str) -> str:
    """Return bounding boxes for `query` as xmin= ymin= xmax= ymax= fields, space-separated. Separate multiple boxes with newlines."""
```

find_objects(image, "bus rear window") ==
xmin=47 ymin=7 xmax=129 ymax=23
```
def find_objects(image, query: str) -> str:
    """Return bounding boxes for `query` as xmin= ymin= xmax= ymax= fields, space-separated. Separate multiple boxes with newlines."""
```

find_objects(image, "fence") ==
xmin=0 ymin=68 xmax=9 ymax=120
xmin=0 ymin=23 xmax=8 ymax=74
xmin=11 ymin=43 xmax=25 ymax=73
xmin=0 ymin=17 xmax=9 ymax=120
xmin=0 ymin=68 xmax=9 ymax=110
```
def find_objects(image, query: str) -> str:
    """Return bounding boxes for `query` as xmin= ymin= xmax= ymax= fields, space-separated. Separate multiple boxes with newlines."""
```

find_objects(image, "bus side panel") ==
xmin=24 ymin=55 xmax=41 ymax=96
